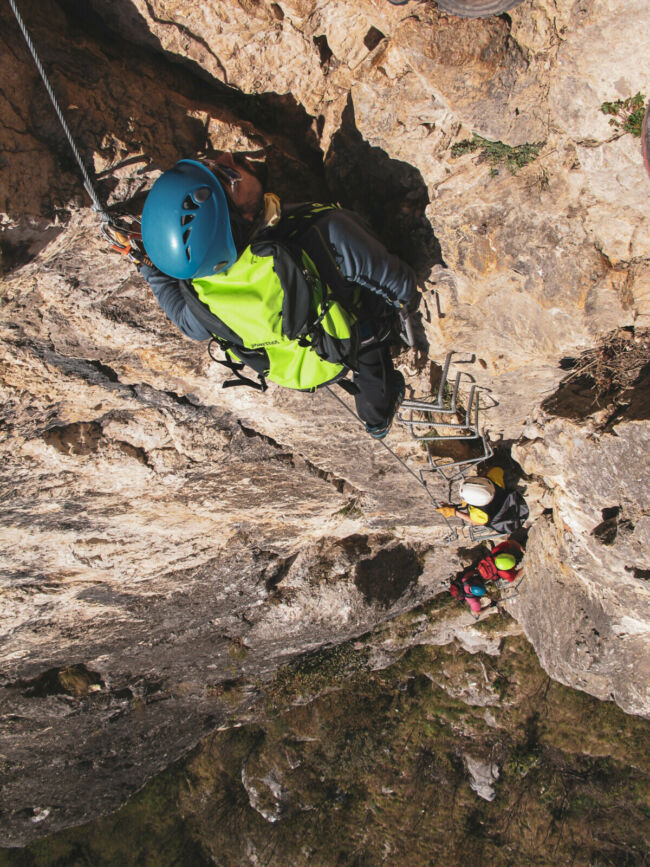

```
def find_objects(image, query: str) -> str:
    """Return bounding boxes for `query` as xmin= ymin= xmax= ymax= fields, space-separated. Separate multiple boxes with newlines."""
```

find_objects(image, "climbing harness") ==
xmin=101 ymin=219 xmax=149 ymax=265
xmin=7 ymin=0 xmax=139 ymax=251
xmin=208 ymin=338 xmax=268 ymax=392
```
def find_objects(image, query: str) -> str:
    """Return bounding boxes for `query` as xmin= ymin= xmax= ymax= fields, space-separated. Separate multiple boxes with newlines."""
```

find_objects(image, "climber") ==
xmin=435 ymin=465 xmax=529 ymax=534
xmin=449 ymin=538 xmax=524 ymax=613
xmin=132 ymin=153 xmax=417 ymax=439
xmin=449 ymin=570 xmax=491 ymax=615
xmin=476 ymin=538 xmax=525 ymax=583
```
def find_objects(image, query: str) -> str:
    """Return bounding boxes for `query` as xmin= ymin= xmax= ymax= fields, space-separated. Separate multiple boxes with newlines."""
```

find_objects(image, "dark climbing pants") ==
xmin=352 ymin=341 xmax=396 ymax=427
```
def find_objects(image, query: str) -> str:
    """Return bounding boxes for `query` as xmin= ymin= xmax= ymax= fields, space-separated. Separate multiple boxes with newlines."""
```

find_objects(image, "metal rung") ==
xmin=437 ymin=351 xmax=453 ymax=405
xmin=399 ymin=350 xmax=477 ymax=417
xmin=400 ymin=371 xmax=465 ymax=418
xmin=401 ymin=382 xmax=476 ymax=429
xmin=400 ymin=382 xmax=481 ymax=441
xmin=467 ymin=525 xmax=506 ymax=543
xmin=323 ymin=355 xmax=495 ymax=548
xmin=446 ymin=440 xmax=494 ymax=492
xmin=421 ymin=432 xmax=494 ymax=487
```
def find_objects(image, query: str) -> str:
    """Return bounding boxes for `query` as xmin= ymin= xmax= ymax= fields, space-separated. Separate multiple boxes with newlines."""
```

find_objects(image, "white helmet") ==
xmin=459 ymin=477 xmax=495 ymax=507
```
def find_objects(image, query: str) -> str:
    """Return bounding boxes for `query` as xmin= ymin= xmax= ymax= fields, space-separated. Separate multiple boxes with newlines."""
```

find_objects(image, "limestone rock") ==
xmin=463 ymin=754 xmax=500 ymax=801
xmin=511 ymin=419 xmax=650 ymax=717
xmin=1 ymin=0 xmax=649 ymax=846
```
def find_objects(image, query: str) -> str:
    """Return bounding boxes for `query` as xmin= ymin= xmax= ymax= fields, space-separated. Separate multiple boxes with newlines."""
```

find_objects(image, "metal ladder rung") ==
xmin=401 ymin=384 xmax=476 ymax=428
xmin=400 ymin=385 xmax=481 ymax=441
xmin=421 ymin=433 xmax=494 ymax=485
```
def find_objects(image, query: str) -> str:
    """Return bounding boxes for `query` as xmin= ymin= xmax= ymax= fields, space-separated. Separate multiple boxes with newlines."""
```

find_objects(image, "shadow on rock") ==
xmin=354 ymin=543 xmax=421 ymax=607
xmin=62 ymin=0 xmax=327 ymax=185
xmin=325 ymin=95 xmax=444 ymax=281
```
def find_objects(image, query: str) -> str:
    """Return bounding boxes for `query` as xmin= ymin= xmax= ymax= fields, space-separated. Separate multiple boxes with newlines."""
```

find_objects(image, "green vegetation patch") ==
xmin=3 ymin=637 xmax=650 ymax=866
xmin=334 ymin=499 xmax=363 ymax=519
xmin=0 ymin=761 xmax=213 ymax=867
xmin=183 ymin=637 xmax=650 ymax=865
xmin=451 ymin=134 xmax=545 ymax=174
xmin=265 ymin=641 xmax=371 ymax=710
xmin=601 ymin=92 xmax=646 ymax=137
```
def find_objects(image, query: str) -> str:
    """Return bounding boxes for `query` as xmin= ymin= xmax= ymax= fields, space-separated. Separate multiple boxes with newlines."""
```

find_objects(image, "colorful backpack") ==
xmin=177 ymin=204 xmax=362 ymax=392
xmin=449 ymin=572 xmax=486 ymax=600
xmin=477 ymin=557 xmax=499 ymax=581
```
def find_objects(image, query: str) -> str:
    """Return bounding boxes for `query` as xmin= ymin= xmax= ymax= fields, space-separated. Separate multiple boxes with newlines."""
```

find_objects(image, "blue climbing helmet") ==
xmin=141 ymin=160 xmax=237 ymax=279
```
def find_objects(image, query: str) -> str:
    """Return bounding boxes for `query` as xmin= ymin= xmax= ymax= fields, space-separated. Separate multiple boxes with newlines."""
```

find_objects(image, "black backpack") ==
xmin=487 ymin=491 xmax=529 ymax=534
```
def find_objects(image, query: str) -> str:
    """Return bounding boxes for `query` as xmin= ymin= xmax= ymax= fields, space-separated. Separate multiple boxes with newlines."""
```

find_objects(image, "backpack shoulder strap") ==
xmin=252 ymin=205 xmax=360 ymax=368
xmin=253 ymin=202 xmax=340 ymax=246
xmin=177 ymin=281 xmax=268 ymax=391
xmin=177 ymin=279 xmax=242 ymax=345
xmin=268 ymin=206 xmax=364 ymax=340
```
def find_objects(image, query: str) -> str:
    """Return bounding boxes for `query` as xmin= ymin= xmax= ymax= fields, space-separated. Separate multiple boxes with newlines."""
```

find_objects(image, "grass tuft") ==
xmin=451 ymin=134 xmax=545 ymax=174
xmin=600 ymin=92 xmax=646 ymax=137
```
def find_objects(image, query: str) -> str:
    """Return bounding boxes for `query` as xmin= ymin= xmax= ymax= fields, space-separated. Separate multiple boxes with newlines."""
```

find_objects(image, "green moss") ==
xmin=471 ymin=611 xmax=506 ymax=632
xmin=206 ymin=678 xmax=248 ymax=708
xmin=423 ymin=592 xmax=457 ymax=615
xmin=451 ymin=134 xmax=545 ymax=174
xmin=0 ymin=761 xmax=213 ymax=867
xmin=334 ymin=499 xmax=363 ymax=519
xmin=226 ymin=638 xmax=250 ymax=660
xmin=601 ymin=92 xmax=646 ymax=137
xmin=265 ymin=641 xmax=371 ymax=709
xmin=504 ymin=743 xmax=541 ymax=779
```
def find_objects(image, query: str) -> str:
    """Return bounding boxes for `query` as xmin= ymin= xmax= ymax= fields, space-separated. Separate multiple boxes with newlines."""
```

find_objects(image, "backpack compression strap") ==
xmin=177 ymin=280 xmax=268 ymax=391
xmin=208 ymin=339 xmax=268 ymax=392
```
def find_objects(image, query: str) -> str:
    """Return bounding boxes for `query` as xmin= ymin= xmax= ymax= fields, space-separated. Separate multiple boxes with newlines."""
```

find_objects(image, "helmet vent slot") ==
xmin=183 ymin=228 xmax=192 ymax=245
xmin=185 ymin=245 xmax=191 ymax=262
xmin=181 ymin=213 xmax=195 ymax=225
xmin=182 ymin=195 xmax=199 ymax=211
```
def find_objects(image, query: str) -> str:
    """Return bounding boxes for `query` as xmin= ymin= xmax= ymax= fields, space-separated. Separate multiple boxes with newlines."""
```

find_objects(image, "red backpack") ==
xmin=477 ymin=556 xmax=499 ymax=582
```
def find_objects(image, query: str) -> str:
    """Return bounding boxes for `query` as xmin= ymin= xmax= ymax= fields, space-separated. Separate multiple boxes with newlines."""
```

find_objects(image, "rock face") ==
xmin=463 ymin=754 xmax=500 ymax=802
xmin=512 ymin=416 xmax=650 ymax=716
xmin=1 ymin=0 xmax=649 ymax=846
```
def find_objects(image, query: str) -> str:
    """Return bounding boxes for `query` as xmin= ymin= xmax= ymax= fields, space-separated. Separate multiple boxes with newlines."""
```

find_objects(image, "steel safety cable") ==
xmin=8 ymin=0 xmax=109 ymax=222
xmin=324 ymin=384 xmax=456 ymax=535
